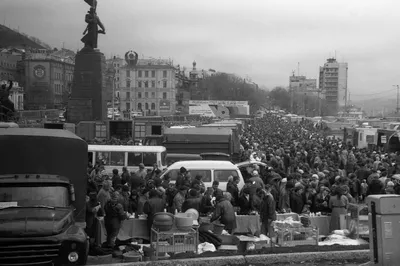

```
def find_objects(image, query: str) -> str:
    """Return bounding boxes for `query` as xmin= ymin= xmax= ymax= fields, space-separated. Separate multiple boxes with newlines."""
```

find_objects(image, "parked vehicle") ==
xmin=88 ymin=144 xmax=168 ymax=173
xmin=160 ymin=160 xmax=245 ymax=191
xmin=0 ymin=128 xmax=89 ymax=265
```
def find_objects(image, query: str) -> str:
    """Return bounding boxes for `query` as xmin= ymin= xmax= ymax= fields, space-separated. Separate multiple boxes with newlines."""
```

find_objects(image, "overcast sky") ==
xmin=2 ymin=0 xmax=400 ymax=100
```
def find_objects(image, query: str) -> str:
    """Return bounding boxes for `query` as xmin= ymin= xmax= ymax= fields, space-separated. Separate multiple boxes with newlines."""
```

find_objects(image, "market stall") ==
xmin=273 ymin=213 xmax=319 ymax=247
xmin=309 ymin=215 xmax=331 ymax=236
xmin=233 ymin=214 xmax=261 ymax=235
xmin=97 ymin=217 xmax=149 ymax=245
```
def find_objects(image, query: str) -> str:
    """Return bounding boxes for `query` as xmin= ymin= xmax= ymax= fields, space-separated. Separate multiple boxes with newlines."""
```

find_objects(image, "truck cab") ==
xmin=0 ymin=128 xmax=89 ymax=265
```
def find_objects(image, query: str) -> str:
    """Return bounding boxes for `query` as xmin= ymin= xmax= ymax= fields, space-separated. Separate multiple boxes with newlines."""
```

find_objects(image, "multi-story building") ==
xmin=319 ymin=58 xmax=348 ymax=115
xmin=23 ymin=50 xmax=75 ymax=109
xmin=0 ymin=48 xmax=22 ymax=80
xmin=289 ymin=74 xmax=317 ymax=92
xmin=115 ymin=55 xmax=177 ymax=118
xmin=0 ymin=80 xmax=24 ymax=111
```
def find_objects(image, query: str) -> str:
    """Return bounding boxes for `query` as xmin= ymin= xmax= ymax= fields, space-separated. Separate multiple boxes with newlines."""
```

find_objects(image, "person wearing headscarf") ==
xmin=210 ymin=191 xmax=236 ymax=234
xmin=329 ymin=186 xmax=349 ymax=232
xmin=104 ymin=191 xmax=128 ymax=248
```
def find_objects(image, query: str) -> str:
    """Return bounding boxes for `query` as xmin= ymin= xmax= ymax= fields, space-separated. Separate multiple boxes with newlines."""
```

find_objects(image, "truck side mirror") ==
xmin=70 ymin=184 xmax=76 ymax=202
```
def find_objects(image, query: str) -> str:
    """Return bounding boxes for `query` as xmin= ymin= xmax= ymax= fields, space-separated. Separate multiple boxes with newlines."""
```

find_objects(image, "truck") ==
xmin=0 ymin=128 xmax=89 ymax=265
xmin=162 ymin=127 xmax=241 ymax=162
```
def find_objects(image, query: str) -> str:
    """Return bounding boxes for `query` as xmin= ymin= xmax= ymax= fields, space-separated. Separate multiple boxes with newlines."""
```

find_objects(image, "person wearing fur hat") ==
xmin=104 ymin=191 xmax=129 ymax=248
xmin=329 ymin=186 xmax=349 ymax=232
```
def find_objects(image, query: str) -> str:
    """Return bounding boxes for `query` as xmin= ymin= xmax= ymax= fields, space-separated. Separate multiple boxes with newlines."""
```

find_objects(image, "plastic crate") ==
xmin=275 ymin=227 xmax=319 ymax=247
xmin=151 ymin=228 xmax=198 ymax=260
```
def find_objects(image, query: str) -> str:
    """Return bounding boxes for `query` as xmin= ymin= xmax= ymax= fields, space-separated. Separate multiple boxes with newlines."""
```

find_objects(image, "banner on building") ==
xmin=159 ymin=100 xmax=170 ymax=110
xmin=189 ymin=100 xmax=249 ymax=118
xmin=381 ymin=135 xmax=387 ymax=144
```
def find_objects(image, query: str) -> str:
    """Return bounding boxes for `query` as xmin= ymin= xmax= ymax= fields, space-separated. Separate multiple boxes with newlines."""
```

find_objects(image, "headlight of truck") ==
xmin=68 ymin=251 xmax=79 ymax=263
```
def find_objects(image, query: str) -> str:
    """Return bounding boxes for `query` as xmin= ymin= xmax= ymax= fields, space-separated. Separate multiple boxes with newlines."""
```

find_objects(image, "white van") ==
xmin=88 ymin=145 xmax=167 ymax=173
xmin=160 ymin=160 xmax=245 ymax=191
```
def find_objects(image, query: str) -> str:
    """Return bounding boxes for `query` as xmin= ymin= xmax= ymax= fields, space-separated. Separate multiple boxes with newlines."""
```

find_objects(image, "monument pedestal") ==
xmin=68 ymin=48 xmax=109 ymax=123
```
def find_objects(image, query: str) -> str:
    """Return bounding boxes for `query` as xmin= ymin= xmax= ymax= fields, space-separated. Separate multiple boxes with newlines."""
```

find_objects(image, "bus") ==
xmin=88 ymin=145 xmax=168 ymax=173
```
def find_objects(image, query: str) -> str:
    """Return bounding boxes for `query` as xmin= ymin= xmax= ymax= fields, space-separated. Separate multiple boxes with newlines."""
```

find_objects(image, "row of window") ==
xmin=0 ymin=60 xmax=16 ymax=68
xmin=54 ymin=83 xmax=64 ymax=94
xmin=95 ymin=152 xmax=158 ymax=167
xmin=165 ymin=169 xmax=239 ymax=183
xmin=136 ymin=70 xmax=168 ymax=78
xmin=137 ymin=92 xmax=168 ymax=99
xmin=124 ymin=80 xmax=168 ymax=88
xmin=54 ymin=72 xmax=73 ymax=82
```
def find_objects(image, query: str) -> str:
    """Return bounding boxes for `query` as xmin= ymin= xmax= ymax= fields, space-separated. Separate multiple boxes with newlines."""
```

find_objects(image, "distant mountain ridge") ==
xmin=0 ymin=24 xmax=50 ymax=49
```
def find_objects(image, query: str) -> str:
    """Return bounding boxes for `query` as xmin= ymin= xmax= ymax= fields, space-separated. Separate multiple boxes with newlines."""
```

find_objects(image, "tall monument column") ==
xmin=68 ymin=0 xmax=109 ymax=123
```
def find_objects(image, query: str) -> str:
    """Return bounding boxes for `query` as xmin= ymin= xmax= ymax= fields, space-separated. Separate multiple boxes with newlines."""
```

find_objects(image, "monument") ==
xmin=68 ymin=0 xmax=110 ymax=123
xmin=0 ymin=80 xmax=15 ymax=122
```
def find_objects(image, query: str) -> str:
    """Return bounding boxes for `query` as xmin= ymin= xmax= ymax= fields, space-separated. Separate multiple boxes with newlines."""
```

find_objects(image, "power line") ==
xmin=351 ymin=88 xmax=396 ymax=97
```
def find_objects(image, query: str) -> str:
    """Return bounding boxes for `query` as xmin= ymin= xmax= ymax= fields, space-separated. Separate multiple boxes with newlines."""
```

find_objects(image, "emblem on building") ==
xmin=33 ymin=65 xmax=46 ymax=79
xmin=125 ymin=50 xmax=138 ymax=67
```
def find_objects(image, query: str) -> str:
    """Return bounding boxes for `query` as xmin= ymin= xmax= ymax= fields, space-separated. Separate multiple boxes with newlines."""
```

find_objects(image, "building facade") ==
xmin=319 ymin=58 xmax=348 ymax=115
xmin=110 ymin=56 xmax=177 ymax=118
xmin=0 ymin=49 xmax=22 ymax=81
xmin=289 ymin=74 xmax=317 ymax=92
xmin=24 ymin=52 xmax=74 ymax=110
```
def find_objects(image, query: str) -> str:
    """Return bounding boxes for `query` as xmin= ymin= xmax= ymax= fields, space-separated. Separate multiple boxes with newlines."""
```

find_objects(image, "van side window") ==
xmin=128 ymin=152 xmax=142 ymax=166
xmin=110 ymin=152 xmax=125 ymax=166
xmin=97 ymin=152 xmax=109 ymax=165
xmin=143 ymin=152 xmax=157 ymax=166
xmin=214 ymin=170 xmax=239 ymax=182
xmin=189 ymin=170 xmax=212 ymax=183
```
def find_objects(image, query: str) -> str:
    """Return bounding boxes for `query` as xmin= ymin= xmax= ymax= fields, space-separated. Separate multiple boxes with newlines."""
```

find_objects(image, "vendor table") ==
xmin=97 ymin=217 xmax=149 ymax=245
xmin=234 ymin=214 xmax=261 ymax=235
xmin=151 ymin=227 xmax=198 ymax=260
xmin=309 ymin=216 xmax=331 ymax=236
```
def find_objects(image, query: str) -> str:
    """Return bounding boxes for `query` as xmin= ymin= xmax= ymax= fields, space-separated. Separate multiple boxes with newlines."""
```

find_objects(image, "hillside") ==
xmin=0 ymin=25 xmax=48 ymax=49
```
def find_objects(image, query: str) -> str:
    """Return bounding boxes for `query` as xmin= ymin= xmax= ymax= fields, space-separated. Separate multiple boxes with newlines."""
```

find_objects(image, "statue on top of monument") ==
xmin=81 ymin=0 xmax=106 ymax=50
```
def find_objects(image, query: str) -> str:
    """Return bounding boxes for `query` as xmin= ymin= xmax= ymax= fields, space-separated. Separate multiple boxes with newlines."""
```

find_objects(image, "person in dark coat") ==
xmin=368 ymin=176 xmax=384 ymax=195
xmin=200 ymin=187 xmax=214 ymax=215
xmin=212 ymin=181 xmax=223 ymax=197
xmin=112 ymin=169 xmax=121 ymax=189
xmin=121 ymin=167 xmax=130 ymax=186
xmin=226 ymin=176 xmax=240 ymax=206
xmin=260 ymin=184 xmax=276 ymax=237
xmin=290 ymin=186 xmax=305 ymax=214
xmin=175 ymin=167 xmax=190 ymax=189
xmin=129 ymin=172 xmax=145 ymax=191
xmin=314 ymin=186 xmax=331 ymax=214
xmin=210 ymin=192 xmax=236 ymax=234
xmin=85 ymin=190 xmax=104 ymax=242
xmin=143 ymin=189 xmax=165 ymax=235
xmin=238 ymin=187 xmax=254 ymax=215
xmin=104 ymin=191 xmax=128 ymax=248
xmin=182 ymin=189 xmax=202 ymax=212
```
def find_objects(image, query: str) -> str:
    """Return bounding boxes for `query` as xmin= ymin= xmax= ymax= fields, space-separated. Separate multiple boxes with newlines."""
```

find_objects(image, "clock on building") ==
xmin=33 ymin=65 xmax=46 ymax=79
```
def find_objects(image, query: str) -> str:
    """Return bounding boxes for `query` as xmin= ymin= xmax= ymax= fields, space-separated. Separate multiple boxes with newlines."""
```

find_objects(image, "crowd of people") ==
xmin=84 ymin=113 xmax=400 ymax=249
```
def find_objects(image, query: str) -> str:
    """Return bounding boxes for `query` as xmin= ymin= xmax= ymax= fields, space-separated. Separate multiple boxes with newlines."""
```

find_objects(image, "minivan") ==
xmin=160 ymin=160 xmax=245 ymax=191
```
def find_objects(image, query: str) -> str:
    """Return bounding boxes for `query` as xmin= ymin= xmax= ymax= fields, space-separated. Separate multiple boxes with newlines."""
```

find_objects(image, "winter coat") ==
xmin=211 ymin=198 xmax=236 ymax=231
